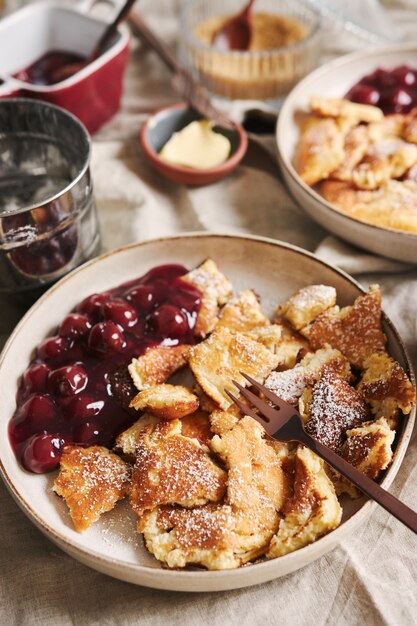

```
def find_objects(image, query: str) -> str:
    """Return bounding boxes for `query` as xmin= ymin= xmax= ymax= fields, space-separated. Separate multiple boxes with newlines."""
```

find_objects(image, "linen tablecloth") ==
xmin=2 ymin=1 xmax=417 ymax=623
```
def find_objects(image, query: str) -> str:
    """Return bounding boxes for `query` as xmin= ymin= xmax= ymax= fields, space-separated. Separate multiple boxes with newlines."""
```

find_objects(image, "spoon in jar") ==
xmin=212 ymin=0 xmax=256 ymax=51
xmin=50 ymin=0 xmax=138 ymax=83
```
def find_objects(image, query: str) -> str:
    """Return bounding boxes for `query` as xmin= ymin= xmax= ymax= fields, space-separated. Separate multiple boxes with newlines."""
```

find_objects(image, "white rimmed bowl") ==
xmin=277 ymin=43 xmax=417 ymax=263
xmin=0 ymin=233 xmax=414 ymax=591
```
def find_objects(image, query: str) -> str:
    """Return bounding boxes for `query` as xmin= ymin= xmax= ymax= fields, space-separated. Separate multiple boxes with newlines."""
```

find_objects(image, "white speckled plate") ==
xmin=277 ymin=43 xmax=417 ymax=263
xmin=0 ymin=233 xmax=414 ymax=591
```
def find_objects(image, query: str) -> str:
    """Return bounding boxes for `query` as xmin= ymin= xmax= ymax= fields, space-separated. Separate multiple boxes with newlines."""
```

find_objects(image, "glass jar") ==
xmin=180 ymin=0 xmax=322 ymax=102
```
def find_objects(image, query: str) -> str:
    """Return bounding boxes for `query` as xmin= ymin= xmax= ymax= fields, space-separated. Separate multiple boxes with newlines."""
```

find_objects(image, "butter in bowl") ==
xmin=140 ymin=103 xmax=248 ymax=186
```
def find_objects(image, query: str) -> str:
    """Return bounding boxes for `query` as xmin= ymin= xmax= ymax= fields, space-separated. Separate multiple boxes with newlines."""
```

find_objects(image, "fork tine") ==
xmin=232 ymin=380 xmax=279 ymax=423
xmin=240 ymin=372 xmax=286 ymax=407
xmin=225 ymin=390 xmax=267 ymax=425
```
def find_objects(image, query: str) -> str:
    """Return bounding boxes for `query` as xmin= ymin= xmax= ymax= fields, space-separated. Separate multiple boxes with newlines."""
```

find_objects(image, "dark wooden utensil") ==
xmin=129 ymin=12 xmax=234 ymax=130
xmin=226 ymin=373 xmax=417 ymax=534
xmin=213 ymin=0 xmax=256 ymax=51
xmin=50 ymin=0 xmax=137 ymax=83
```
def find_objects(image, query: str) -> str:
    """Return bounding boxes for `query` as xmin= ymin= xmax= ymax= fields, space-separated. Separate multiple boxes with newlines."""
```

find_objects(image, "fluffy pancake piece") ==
xmin=188 ymin=326 xmax=279 ymax=410
xmin=128 ymin=344 xmax=191 ymax=391
xmin=129 ymin=384 xmax=199 ymax=419
xmin=341 ymin=418 xmax=395 ymax=480
xmin=53 ymin=446 xmax=130 ymax=532
xmin=402 ymin=107 xmax=417 ymax=144
xmin=357 ymin=352 xmax=415 ymax=427
xmin=277 ymin=284 xmax=337 ymax=330
xmin=331 ymin=124 xmax=369 ymax=181
xmin=114 ymin=413 xmax=159 ymax=457
xmin=267 ymin=446 xmax=342 ymax=558
xmin=303 ymin=368 xmax=369 ymax=452
xmin=216 ymin=290 xmax=270 ymax=333
xmin=265 ymin=346 xmax=351 ymax=406
xmin=334 ymin=418 xmax=395 ymax=497
xmin=352 ymin=139 xmax=417 ymax=189
xmin=139 ymin=504 xmax=239 ymax=570
xmin=114 ymin=410 xmax=213 ymax=458
xmin=268 ymin=321 xmax=309 ymax=370
xmin=295 ymin=115 xmax=345 ymax=186
xmin=302 ymin=285 xmax=386 ymax=369
xmin=139 ymin=416 xmax=288 ymax=569
xmin=321 ymin=179 xmax=417 ymax=233
xmin=180 ymin=259 xmax=232 ymax=337
xmin=129 ymin=419 xmax=226 ymax=517
xmin=210 ymin=417 xmax=288 ymax=536
xmin=310 ymin=96 xmax=383 ymax=123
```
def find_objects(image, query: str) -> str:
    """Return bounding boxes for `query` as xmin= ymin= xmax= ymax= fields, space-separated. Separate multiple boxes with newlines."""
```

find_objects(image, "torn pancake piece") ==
xmin=53 ymin=446 xmax=130 ymax=532
xmin=267 ymin=446 xmax=342 ymax=558
xmin=295 ymin=115 xmax=345 ymax=186
xmin=139 ymin=504 xmax=239 ymax=570
xmin=357 ymin=352 xmax=415 ymax=428
xmin=334 ymin=418 xmax=395 ymax=497
xmin=330 ymin=124 xmax=369 ymax=181
xmin=302 ymin=285 xmax=386 ymax=369
xmin=139 ymin=416 xmax=288 ymax=570
xmin=267 ymin=322 xmax=309 ymax=370
xmin=310 ymin=96 xmax=383 ymax=123
xmin=129 ymin=384 xmax=199 ymax=419
xmin=277 ymin=284 xmax=337 ymax=331
xmin=265 ymin=345 xmax=351 ymax=406
xmin=129 ymin=419 xmax=226 ymax=517
xmin=216 ymin=290 xmax=270 ymax=333
xmin=180 ymin=259 xmax=232 ymax=337
xmin=188 ymin=326 xmax=279 ymax=410
xmin=128 ymin=344 xmax=191 ymax=391
xmin=210 ymin=416 xmax=288 ymax=542
xmin=303 ymin=368 xmax=369 ymax=452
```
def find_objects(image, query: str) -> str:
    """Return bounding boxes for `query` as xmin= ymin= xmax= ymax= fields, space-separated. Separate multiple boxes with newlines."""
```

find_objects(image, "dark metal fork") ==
xmin=226 ymin=373 xmax=417 ymax=534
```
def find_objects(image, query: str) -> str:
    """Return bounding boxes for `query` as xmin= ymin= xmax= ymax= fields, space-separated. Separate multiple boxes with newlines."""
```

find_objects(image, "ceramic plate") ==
xmin=0 ymin=233 xmax=414 ymax=591
xmin=277 ymin=43 xmax=417 ymax=263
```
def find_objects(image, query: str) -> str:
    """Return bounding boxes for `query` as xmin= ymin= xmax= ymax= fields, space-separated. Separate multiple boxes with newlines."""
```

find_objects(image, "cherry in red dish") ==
xmin=346 ymin=65 xmax=417 ymax=114
xmin=9 ymin=264 xmax=202 ymax=474
xmin=13 ymin=50 xmax=87 ymax=86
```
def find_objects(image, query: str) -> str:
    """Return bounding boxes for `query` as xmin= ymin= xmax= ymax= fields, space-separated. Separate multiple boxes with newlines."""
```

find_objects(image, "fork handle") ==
xmin=298 ymin=431 xmax=417 ymax=534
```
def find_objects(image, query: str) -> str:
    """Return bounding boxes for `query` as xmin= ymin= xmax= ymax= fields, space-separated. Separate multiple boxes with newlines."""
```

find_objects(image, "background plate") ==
xmin=277 ymin=43 xmax=417 ymax=263
xmin=0 ymin=233 xmax=414 ymax=591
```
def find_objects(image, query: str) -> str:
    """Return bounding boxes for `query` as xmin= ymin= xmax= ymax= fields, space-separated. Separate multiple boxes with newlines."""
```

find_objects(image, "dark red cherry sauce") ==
xmin=346 ymin=65 xmax=417 ymax=115
xmin=13 ymin=50 xmax=86 ymax=86
xmin=9 ymin=264 xmax=202 ymax=474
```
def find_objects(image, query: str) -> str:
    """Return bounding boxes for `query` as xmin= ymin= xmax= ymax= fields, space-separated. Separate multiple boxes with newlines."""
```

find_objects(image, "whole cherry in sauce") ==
xmin=13 ymin=50 xmax=87 ymax=86
xmin=9 ymin=264 xmax=202 ymax=473
xmin=346 ymin=65 xmax=417 ymax=114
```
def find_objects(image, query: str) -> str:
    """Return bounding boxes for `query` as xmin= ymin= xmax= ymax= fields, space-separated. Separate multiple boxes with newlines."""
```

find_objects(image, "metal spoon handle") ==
xmin=299 ymin=430 xmax=417 ymax=534
xmin=92 ymin=0 xmax=138 ymax=59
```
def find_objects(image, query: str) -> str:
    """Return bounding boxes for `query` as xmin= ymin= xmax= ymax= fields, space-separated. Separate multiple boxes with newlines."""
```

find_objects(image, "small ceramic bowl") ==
xmin=0 ymin=1 xmax=130 ymax=134
xmin=140 ymin=103 xmax=248 ymax=186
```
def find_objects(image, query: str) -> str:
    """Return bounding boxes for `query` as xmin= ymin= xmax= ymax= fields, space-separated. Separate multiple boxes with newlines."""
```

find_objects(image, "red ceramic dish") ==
xmin=140 ymin=103 xmax=248 ymax=186
xmin=0 ymin=2 xmax=130 ymax=134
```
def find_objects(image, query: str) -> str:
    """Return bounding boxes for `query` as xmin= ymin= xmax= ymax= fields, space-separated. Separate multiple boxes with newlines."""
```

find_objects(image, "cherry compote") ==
xmin=346 ymin=65 xmax=417 ymax=114
xmin=13 ymin=50 xmax=86 ymax=86
xmin=9 ymin=264 xmax=202 ymax=473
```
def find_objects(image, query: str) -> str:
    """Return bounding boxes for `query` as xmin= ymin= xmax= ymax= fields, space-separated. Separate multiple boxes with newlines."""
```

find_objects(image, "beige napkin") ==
xmin=2 ymin=2 xmax=417 ymax=625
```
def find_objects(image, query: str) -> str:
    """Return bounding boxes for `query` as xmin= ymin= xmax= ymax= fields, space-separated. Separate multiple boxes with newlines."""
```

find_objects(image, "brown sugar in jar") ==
xmin=182 ymin=5 xmax=320 ymax=101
